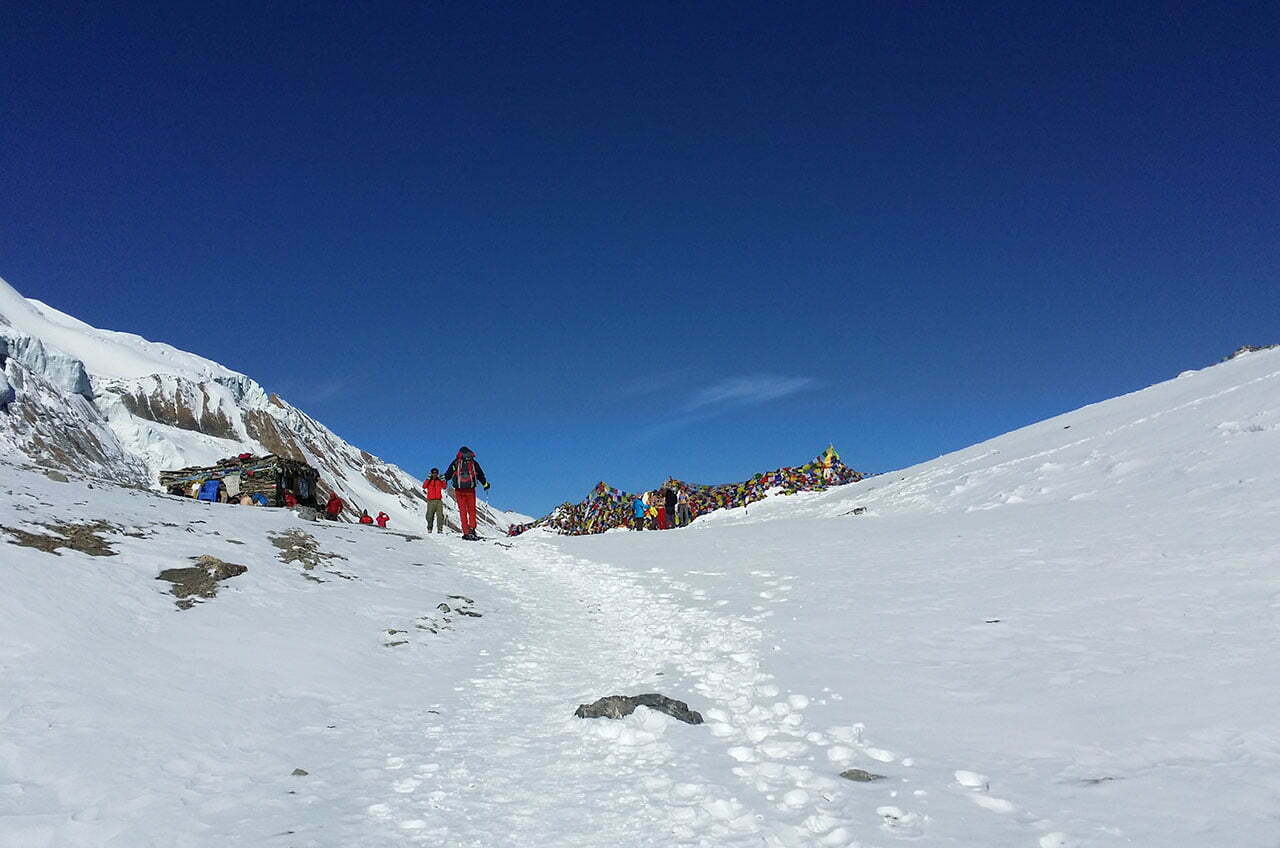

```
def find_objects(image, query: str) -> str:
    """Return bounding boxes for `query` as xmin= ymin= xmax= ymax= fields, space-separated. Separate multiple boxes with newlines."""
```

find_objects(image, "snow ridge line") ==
xmin=849 ymin=362 xmax=1280 ymax=515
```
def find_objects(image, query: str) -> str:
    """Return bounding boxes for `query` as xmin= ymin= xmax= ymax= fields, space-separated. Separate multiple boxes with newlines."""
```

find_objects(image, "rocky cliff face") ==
xmin=0 ymin=352 xmax=151 ymax=486
xmin=0 ymin=276 xmax=520 ymax=533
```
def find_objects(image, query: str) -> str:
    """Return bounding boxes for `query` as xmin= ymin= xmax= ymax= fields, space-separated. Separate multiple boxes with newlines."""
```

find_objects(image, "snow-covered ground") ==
xmin=2 ymin=347 xmax=1277 ymax=847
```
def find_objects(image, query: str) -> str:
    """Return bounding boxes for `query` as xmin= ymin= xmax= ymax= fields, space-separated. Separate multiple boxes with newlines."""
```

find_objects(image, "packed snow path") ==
xmin=273 ymin=536 xmax=1062 ymax=848
xmin=300 ymin=538 xmax=867 ymax=847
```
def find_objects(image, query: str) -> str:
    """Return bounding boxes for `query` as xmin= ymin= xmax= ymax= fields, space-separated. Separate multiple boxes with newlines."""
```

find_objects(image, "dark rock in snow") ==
xmin=574 ymin=694 xmax=703 ymax=725
xmin=156 ymin=555 xmax=247 ymax=610
xmin=1224 ymin=344 xmax=1279 ymax=361
xmin=291 ymin=768 xmax=308 ymax=776
xmin=840 ymin=768 xmax=886 ymax=782
xmin=3 ymin=520 xmax=118 ymax=556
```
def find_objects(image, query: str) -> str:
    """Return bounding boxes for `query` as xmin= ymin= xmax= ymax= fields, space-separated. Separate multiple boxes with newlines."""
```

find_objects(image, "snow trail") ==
xmin=307 ymin=538 xmax=882 ymax=846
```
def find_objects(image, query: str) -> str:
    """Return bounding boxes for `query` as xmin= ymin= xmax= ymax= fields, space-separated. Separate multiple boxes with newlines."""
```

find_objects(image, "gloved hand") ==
xmin=483 ymin=482 xmax=491 ymax=491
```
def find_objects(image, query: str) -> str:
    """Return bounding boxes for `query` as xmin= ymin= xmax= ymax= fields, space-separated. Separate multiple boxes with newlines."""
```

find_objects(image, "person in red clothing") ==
xmin=422 ymin=468 xmax=447 ymax=534
xmin=283 ymin=490 xmax=298 ymax=508
xmin=654 ymin=489 xmax=671 ymax=530
xmin=358 ymin=509 xmax=374 ymax=525
xmin=443 ymin=446 xmax=489 ymax=540
xmin=324 ymin=492 xmax=344 ymax=521
xmin=375 ymin=511 xmax=390 ymax=528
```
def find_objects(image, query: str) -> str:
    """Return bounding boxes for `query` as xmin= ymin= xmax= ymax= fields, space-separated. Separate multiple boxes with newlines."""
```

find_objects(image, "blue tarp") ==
xmin=197 ymin=479 xmax=223 ymax=502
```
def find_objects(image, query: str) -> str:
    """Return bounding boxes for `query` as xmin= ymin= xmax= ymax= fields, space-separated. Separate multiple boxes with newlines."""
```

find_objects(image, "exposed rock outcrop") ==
xmin=156 ymin=555 xmax=247 ymax=610
xmin=574 ymin=694 xmax=704 ymax=725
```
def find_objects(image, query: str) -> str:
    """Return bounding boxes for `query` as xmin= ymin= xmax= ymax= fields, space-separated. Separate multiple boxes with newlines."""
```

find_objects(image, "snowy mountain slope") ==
xmin=0 ymin=365 xmax=148 ymax=486
xmin=0 ymin=463 xmax=505 ymax=847
xmin=1 ymin=347 xmax=1276 ymax=848
xmin=692 ymin=344 xmax=1280 ymax=527
xmin=0 ymin=282 xmax=237 ymax=383
xmin=0 ymin=274 xmax=523 ymax=533
xmin=541 ymin=346 xmax=1280 ymax=847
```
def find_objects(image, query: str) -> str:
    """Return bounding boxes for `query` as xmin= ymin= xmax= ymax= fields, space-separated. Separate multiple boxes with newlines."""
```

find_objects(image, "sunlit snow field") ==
xmin=2 ymin=347 xmax=1278 ymax=847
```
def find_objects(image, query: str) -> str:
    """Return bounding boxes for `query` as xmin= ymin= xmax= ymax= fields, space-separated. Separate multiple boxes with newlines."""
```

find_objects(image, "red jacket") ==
xmin=284 ymin=492 xmax=298 ymax=507
xmin=359 ymin=514 xmax=373 ymax=525
xmin=326 ymin=494 xmax=344 ymax=515
xmin=375 ymin=513 xmax=389 ymax=528
xmin=423 ymin=478 xmax=446 ymax=500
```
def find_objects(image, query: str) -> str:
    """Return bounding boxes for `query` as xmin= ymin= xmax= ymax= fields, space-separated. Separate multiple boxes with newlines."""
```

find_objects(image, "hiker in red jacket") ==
xmin=283 ymin=490 xmax=298 ymax=508
xmin=443 ymin=446 xmax=489 ymax=540
xmin=325 ymin=492 xmax=344 ymax=521
xmin=358 ymin=509 xmax=374 ymax=525
xmin=375 ymin=511 xmax=390 ymax=528
xmin=422 ymin=468 xmax=447 ymax=534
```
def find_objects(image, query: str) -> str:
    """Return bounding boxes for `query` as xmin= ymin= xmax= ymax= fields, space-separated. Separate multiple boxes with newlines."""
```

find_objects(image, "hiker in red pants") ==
xmin=443 ymin=446 xmax=489 ymax=540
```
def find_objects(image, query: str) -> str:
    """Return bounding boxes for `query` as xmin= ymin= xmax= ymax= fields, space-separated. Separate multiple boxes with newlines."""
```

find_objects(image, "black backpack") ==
xmin=455 ymin=456 xmax=477 ymax=489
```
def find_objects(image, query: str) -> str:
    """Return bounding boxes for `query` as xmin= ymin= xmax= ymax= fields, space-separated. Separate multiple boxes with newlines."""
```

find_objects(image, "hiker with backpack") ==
xmin=631 ymin=495 xmax=646 ymax=530
xmin=664 ymin=487 xmax=677 ymax=528
xmin=358 ymin=509 xmax=374 ymax=525
xmin=444 ymin=446 xmax=489 ymax=540
xmin=422 ymin=468 xmax=447 ymax=534
xmin=375 ymin=511 xmax=390 ymax=528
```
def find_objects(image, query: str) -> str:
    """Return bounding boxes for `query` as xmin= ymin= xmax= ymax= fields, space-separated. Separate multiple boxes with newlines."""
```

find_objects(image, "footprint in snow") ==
xmin=954 ymin=769 xmax=988 ymax=790
xmin=825 ymin=745 xmax=857 ymax=763
xmin=877 ymin=805 xmax=926 ymax=837
xmin=971 ymin=794 xmax=1016 ymax=813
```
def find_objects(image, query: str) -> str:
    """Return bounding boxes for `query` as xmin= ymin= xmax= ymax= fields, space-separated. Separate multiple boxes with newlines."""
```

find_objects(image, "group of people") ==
xmin=509 ymin=445 xmax=862 ymax=537
xmin=313 ymin=446 xmax=490 ymax=540
xmin=631 ymin=487 xmax=693 ymax=530
xmin=320 ymin=492 xmax=389 ymax=528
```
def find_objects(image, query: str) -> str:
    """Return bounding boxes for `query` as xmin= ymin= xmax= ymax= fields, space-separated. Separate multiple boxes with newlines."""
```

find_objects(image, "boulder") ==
xmin=574 ymin=693 xmax=703 ymax=725
xmin=840 ymin=768 xmax=886 ymax=782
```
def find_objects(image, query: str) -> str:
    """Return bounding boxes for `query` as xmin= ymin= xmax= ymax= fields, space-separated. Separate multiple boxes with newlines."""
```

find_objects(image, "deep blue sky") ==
xmin=2 ymin=1 xmax=1276 ymax=515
